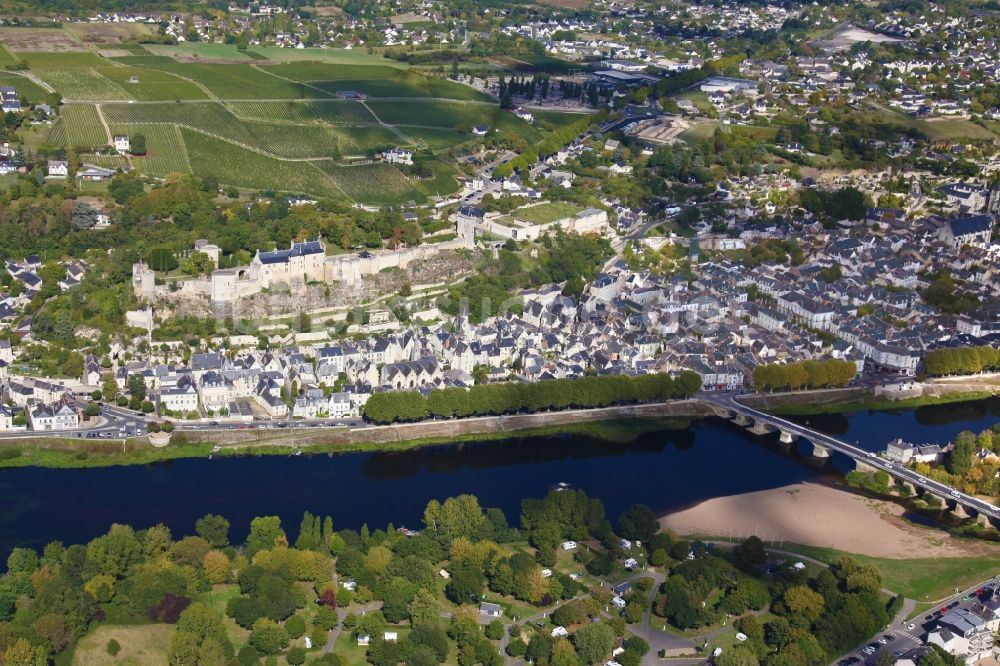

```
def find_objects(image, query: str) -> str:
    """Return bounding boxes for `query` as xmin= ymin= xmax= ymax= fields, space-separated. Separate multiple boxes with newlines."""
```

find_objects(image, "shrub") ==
xmin=106 ymin=639 xmax=121 ymax=656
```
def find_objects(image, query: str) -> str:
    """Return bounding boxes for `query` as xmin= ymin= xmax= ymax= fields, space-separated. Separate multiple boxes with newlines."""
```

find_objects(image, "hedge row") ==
xmin=362 ymin=371 xmax=703 ymax=424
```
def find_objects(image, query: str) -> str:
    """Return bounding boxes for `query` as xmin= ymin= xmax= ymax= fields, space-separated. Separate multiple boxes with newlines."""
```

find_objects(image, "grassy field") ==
xmin=71 ymin=624 xmax=173 ymax=666
xmin=912 ymin=117 xmax=996 ymax=141
xmin=509 ymin=201 xmax=582 ymax=224
xmin=775 ymin=543 xmax=1000 ymax=603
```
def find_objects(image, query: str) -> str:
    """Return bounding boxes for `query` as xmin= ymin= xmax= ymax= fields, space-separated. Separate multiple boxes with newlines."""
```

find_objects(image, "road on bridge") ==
xmin=702 ymin=392 xmax=1000 ymax=522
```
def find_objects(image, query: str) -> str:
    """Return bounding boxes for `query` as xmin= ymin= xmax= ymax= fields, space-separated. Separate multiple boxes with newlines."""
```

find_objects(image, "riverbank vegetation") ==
xmin=0 ymin=487 xmax=908 ymax=666
xmin=765 ymin=390 xmax=996 ymax=417
xmin=0 ymin=415 xmax=695 ymax=470
xmin=362 ymin=371 xmax=702 ymax=424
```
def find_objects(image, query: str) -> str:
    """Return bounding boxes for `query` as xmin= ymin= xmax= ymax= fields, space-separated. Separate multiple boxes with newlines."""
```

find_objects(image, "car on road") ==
xmin=906 ymin=623 xmax=915 ymax=630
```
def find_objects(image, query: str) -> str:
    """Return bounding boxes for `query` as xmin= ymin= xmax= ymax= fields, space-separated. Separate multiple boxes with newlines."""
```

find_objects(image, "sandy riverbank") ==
xmin=660 ymin=481 xmax=994 ymax=559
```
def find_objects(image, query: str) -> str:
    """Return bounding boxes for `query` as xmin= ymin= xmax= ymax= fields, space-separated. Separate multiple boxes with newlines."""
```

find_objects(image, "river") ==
xmin=1 ymin=397 xmax=997 ymax=556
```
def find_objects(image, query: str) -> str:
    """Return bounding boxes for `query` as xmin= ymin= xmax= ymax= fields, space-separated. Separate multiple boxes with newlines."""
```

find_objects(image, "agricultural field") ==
xmin=109 ymin=124 xmax=191 ymax=176
xmin=318 ymin=158 xmax=459 ymax=204
xmin=181 ymin=128 xmax=340 ymax=198
xmin=55 ymin=104 xmax=109 ymax=150
xmin=0 ymin=72 xmax=50 ymax=104
xmin=367 ymin=99 xmax=500 ymax=128
xmin=62 ymin=22 xmax=155 ymax=45
xmin=259 ymin=62 xmax=403 ymax=81
xmin=33 ymin=67 xmax=132 ymax=102
xmin=79 ymin=152 xmax=130 ymax=169
xmin=0 ymin=27 xmax=80 ymax=52
xmin=324 ymin=125 xmax=401 ymax=155
xmin=0 ymin=43 xmax=563 ymax=204
xmin=225 ymin=99 xmax=376 ymax=124
xmin=137 ymin=62 xmax=321 ymax=99
xmin=405 ymin=127 xmax=473 ymax=151
xmin=95 ymin=65 xmax=209 ymax=101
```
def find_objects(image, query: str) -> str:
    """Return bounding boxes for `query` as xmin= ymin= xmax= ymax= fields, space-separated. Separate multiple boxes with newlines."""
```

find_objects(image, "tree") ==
xmin=246 ymin=516 xmax=286 ymax=556
xmin=130 ymin=134 xmax=146 ymax=155
xmin=948 ymin=436 xmax=975 ymax=476
xmin=195 ymin=514 xmax=230 ymax=548
xmin=423 ymin=495 xmax=487 ymax=543
xmin=147 ymin=247 xmax=178 ymax=272
xmin=573 ymin=623 xmax=615 ymax=664
xmin=783 ymin=586 xmax=825 ymax=625
xmin=87 ymin=523 xmax=143 ymax=578
xmin=550 ymin=638 xmax=578 ymax=666
xmin=287 ymin=647 xmax=307 ymax=665
xmin=249 ymin=619 xmax=289 ymax=655
xmin=716 ymin=644 xmax=759 ymax=666
xmin=285 ymin=614 xmax=306 ymax=639
xmin=617 ymin=504 xmax=658 ymax=542
xmin=409 ymin=587 xmax=441 ymax=627
xmin=203 ymin=550 xmax=231 ymax=584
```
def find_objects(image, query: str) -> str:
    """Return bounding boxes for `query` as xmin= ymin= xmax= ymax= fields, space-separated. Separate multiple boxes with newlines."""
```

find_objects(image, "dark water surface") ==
xmin=1 ymin=397 xmax=997 ymax=555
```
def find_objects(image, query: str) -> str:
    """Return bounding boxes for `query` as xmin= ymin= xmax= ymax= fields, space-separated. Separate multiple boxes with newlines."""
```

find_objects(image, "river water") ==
xmin=1 ymin=397 xmax=997 ymax=556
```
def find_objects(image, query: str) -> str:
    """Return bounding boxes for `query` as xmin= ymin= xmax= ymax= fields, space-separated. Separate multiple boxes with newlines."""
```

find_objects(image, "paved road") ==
xmin=704 ymin=392 xmax=1000 ymax=521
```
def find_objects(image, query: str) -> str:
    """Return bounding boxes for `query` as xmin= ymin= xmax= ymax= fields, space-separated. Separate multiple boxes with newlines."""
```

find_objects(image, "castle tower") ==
xmin=132 ymin=261 xmax=155 ymax=301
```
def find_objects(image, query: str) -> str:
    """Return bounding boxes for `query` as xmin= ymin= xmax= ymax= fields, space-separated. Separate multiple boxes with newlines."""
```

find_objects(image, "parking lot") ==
xmin=837 ymin=579 xmax=998 ymax=665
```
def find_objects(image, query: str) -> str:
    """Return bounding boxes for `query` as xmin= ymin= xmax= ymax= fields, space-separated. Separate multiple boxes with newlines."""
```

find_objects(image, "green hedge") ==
xmin=362 ymin=371 xmax=702 ymax=424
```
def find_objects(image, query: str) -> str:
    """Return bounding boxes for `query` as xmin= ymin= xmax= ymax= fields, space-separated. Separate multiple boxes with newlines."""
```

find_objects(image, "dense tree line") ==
xmin=924 ymin=345 xmax=1000 ymax=376
xmin=362 ymin=371 xmax=702 ymax=424
xmin=0 ymin=483 xmax=909 ymax=666
xmin=752 ymin=359 xmax=857 ymax=392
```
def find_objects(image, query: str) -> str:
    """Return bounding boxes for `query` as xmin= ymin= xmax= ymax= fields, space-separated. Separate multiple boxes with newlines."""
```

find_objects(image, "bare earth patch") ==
xmin=0 ymin=27 xmax=80 ymax=52
xmin=660 ymin=481 xmax=995 ymax=559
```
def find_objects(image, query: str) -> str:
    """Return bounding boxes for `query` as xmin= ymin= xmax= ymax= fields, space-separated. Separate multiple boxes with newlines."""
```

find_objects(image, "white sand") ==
xmin=660 ymin=482 xmax=986 ymax=559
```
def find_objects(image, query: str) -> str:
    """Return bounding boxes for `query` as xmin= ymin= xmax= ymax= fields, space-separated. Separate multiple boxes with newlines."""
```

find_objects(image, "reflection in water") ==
xmin=0 ymin=398 xmax=994 ymax=559
xmin=360 ymin=429 xmax=695 ymax=480
xmin=914 ymin=397 xmax=1000 ymax=427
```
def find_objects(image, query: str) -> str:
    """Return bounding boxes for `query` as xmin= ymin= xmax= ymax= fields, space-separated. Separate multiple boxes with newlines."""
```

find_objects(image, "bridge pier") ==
xmin=854 ymin=459 xmax=876 ymax=474
xmin=897 ymin=480 xmax=917 ymax=497
xmin=731 ymin=414 xmax=752 ymax=428
xmin=951 ymin=503 xmax=970 ymax=520
xmin=976 ymin=513 xmax=993 ymax=528
xmin=811 ymin=442 xmax=831 ymax=459
xmin=748 ymin=418 xmax=775 ymax=436
xmin=779 ymin=430 xmax=797 ymax=444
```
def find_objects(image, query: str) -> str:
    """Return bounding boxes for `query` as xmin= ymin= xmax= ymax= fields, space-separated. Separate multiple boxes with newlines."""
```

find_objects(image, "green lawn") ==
xmin=774 ymin=543 xmax=1000 ymax=602
xmin=506 ymin=201 xmax=582 ymax=225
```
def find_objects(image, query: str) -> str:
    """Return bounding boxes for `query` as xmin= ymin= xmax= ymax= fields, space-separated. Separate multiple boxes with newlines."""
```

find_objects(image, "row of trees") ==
xmin=924 ymin=345 xmax=1000 ymax=376
xmin=362 ymin=371 xmax=702 ymax=424
xmin=493 ymin=113 xmax=598 ymax=178
xmin=752 ymin=359 xmax=858 ymax=392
